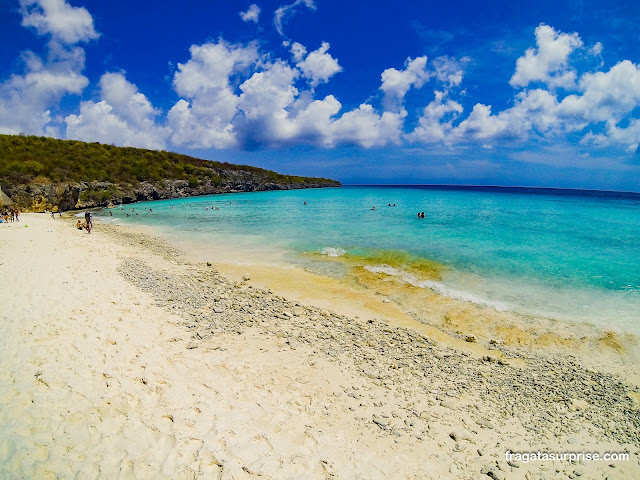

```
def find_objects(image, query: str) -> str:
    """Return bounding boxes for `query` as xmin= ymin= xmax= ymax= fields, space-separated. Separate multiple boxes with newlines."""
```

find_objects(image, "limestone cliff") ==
xmin=4 ymin=176 xmax=339 ymax=212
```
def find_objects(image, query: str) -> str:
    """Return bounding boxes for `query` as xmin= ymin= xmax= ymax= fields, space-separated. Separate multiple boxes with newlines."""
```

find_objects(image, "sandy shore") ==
xmin=1 ymin=214 xmax=639 ymax=479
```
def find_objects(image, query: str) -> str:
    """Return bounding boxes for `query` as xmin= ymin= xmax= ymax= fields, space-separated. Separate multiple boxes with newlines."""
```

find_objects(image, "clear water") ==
xmin=98 ymin=185 xmax=640 ymax=333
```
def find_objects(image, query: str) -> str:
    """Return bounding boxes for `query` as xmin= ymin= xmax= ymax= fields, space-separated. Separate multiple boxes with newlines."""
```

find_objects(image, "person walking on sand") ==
xmin=85 ymin=211 xmax=92 ymax=228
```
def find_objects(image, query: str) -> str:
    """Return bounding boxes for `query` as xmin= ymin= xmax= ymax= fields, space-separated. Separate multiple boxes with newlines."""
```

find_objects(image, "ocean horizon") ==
xmin=97 ymin=184 xmax=640 ymax=334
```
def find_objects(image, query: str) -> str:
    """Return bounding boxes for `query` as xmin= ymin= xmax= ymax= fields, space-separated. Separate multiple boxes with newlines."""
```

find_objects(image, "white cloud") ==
xmin=408 ymin=90 xmax=463 ymax=143
xmin=239 ymin=4 xmax=261 ymax=23
xmin=0 ymin=43 xmax=88 ymax=136
xmin=509 ymin=24 xmax=582 ymax=89
xmin=408 ymin=24 xmax=640 ymax=157
xmin=19 ymin=0 xmax=99 ymax=45
xmin=167 ymin=38 xmax=404 ymax=149
xmin=167 ymin=99 xmax=238 ymax=149
xmin=235 ymin=61 xmax=301 ymax=144
xmin=583 ymin=119 xmax=640 ymax=153
xmin=590 ymin=42 xmax=603 ymax=57
xmin=274 ymin=0 xmax=315 ymax=37
xmin=431 ymin=56 xmax=468 ymax=87
xmin=168 ymin=40 xmax=260 ymax=148
xmin=172 ymin=40 xmax=259 ymax=98
xmin=289 ymin=42 xmax=307 ymax=62
xmin=65 ymin=72 xmax=168 ymax=149
xmin=330 ymin=105 xmax=405 ymax=148
xmin=380 ymin=56 xmax=429 ymax=111
xmin=294 ymin=42 xmax=342 ymax=87
xmin=558 ymin=60 xmax=640 ymax=123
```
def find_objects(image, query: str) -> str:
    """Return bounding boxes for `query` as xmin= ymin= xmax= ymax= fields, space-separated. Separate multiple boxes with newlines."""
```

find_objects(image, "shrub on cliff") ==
xmin=0 ymin=134 xmax=340 ymax=188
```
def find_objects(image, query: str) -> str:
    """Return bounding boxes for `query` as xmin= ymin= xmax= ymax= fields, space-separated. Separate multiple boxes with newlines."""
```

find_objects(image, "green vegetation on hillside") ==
xmin=0 ymin=134 xmax=339 ymax=187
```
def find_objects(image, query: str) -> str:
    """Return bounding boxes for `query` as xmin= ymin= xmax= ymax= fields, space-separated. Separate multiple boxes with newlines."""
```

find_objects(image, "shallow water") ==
xmin=97 ymin=185 xmax=640 ymax=333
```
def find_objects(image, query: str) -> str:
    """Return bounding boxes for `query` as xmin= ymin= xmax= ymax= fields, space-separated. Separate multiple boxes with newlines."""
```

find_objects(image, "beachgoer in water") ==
xmin=421 ymin=212 xmax=425 ymax=218
xmin=149 ymin=208 xmax=152 ymax=213
xmin=109 ymin=211 xmax=113 ymax=216
xmin=371 ymin=206 xmax=376 ymax=210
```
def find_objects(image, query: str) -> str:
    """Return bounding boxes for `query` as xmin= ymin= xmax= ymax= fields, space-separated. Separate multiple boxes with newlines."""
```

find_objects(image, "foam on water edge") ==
xmin=364 ymin=264 xmax=512 ymax=312
xmin=320 ymin=247 xmax=346 ymax=257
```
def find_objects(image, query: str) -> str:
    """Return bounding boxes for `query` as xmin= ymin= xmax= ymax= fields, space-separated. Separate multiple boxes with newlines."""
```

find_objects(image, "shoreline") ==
xmin=104 ymin=211 xmax=640 ymax=387
xmin=1 ymin=214 xmax=639 ymax=479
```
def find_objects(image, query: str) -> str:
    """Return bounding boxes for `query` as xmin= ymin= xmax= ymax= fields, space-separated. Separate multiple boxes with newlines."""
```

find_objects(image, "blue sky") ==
xmin=1 ymin=0 xmax=640 ymax=190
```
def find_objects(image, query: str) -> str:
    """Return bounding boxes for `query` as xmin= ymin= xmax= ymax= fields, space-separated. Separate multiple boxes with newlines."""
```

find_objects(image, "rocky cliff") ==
xmin=0 ymin=134 xmax=340 ymax=212
xmin=4 ymin=176 xmax=339 ymax=212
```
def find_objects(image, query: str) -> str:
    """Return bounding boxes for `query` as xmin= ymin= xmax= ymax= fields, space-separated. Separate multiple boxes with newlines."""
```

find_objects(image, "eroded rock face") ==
xmin=4 ymin=176 xmax=340 ymax=212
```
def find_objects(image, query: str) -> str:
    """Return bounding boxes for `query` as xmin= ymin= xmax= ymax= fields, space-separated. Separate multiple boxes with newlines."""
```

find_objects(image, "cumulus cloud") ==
xmin=167 ymin=40 xmax=260 ymax=148
xmin=274 ymin=0 xmax=315 ymax=37
xmin=589 ymin=42 xmax=603 ymax=57
xmin=584 ymin=119 xmax=640 ymax=153
xmin=431 ymin=56 xmax=468 ymax=87
xmin=406 ymin=24 xmax=640 ymax=156
xmin=0 ymin=43 xmax=88 ymax=137
xmin=0 ymin=0 xmax=100 ymax=137
xmin=167 ymin=38 xmax=403 ymax=149
xmin=293 ymin=42 xmax=342 ymax=87
xmin=408 ymin=91 xmax=463 ymax=143
xmin=65 ymin=73 xmax=169 ymax=149
xmin=558 ymin=60 xmax=640 ymax=123
xmin=239 ymin=4 xmax=261 ymax=23
xmin=380 ymin=56 xmax=429 ymax=111
xmin=509 ymin=24 xmax=582 ymax=89
xmin=19 ymin=0 xmax=99 ymax=45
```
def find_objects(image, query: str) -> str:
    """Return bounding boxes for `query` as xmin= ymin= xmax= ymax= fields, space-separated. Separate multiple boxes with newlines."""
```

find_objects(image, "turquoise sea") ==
xmin=98 ymin=185 xmax=640 ymax=334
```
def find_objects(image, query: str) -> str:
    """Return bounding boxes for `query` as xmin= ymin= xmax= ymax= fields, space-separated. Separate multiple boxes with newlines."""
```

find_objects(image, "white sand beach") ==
xmin=1 ymin=214 xmax=639 ymax=479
